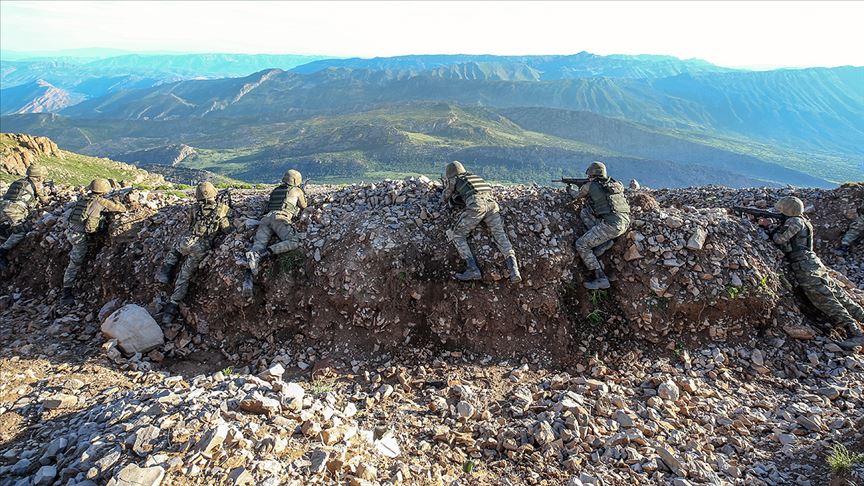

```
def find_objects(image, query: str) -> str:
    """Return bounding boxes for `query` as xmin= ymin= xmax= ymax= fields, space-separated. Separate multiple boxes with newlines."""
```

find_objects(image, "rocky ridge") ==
xmin=1 ymin=180 xmax=863 ymax=485
xmin=1 ymin=133 xmax=63 ymax=176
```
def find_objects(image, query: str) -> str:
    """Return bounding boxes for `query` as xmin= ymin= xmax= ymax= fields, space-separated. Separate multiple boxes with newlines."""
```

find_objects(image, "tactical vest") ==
xmin=266 ymin=184 xmax=299 ymax=214
xmin=587 ymin=178 xmax=630 ymax=217
xmin=450 ymin=172 xmax=491 ymax=208
xmin=2 ymin=178 xmax=35 ymax=205
xmin=785 ymin=217 xmax=814 ymax=259
xmin=190 ymin=202 xmax=225 ymax=237
xmin=69 ymin=195 xmax=102 ymax=233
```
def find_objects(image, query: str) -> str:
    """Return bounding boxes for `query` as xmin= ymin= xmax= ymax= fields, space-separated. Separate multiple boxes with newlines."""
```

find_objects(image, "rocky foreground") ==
xmin=1 ymin=180 xmax=863 ymax=485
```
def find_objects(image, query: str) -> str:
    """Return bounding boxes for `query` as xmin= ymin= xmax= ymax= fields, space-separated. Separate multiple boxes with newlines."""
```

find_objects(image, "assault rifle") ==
xmin=732 ymin=206 xmax=787 ymax=222
xmin=552 ymin=177 xmax=590 ymax=186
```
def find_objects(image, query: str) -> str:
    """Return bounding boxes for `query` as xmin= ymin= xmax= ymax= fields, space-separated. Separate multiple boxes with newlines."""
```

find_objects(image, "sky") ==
xmin=1 ymin=1 xmax=863 ymax=68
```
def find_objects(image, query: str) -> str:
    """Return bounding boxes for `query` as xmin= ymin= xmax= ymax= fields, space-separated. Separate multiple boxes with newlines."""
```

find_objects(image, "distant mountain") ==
xmin=0 ymin=80 xmax=84 ymax=114
xmin=0 ymin=52 xmax=330 ymax=113
xmin=291 ymin=52 xmax=735 ymax=79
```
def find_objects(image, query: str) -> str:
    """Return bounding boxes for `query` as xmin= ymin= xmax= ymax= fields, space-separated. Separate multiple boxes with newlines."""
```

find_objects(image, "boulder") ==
xmin=107 ymin=464 xmax=165 ymax=486
xmin=101 ymin=304 xmax=164 ymax=354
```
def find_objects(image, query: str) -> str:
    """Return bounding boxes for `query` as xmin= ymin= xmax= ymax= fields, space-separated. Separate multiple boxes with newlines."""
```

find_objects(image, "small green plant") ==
xmin=726 ymin=286 xmax=741 ymax=299
xmin=462 ymin=459 xmax=476 ymax=474
xmin=310 ymin=378 xmax=336 ymax=395
xmin=827 ymin=443 xmax=864 ymax=474
xmin=759 ymin=275 xmax=769 ymax=288
xmin=221 ymin=366 xmax=234 ymax=376
xmin=586 ymin=309 xmax=604 ymax=324
xmin=275 ymin=250 xmax=306 ymax=275
xmin=590 ymin=289 xmax=608 ymax=306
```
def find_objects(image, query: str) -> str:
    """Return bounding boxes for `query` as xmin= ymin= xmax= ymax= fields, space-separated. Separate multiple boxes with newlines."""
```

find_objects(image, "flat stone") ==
xmin=196 ymin=423 xmax=228 ymax=456
xmin=43 ymin=393 xmax=77 ymax=410
xmin=101 ymin=304 xmax=164 ymax=354
xmin=33 ymin=465 xmax=57 ymax=486
xmin=107 ymin=464 xmax=165 ymax=486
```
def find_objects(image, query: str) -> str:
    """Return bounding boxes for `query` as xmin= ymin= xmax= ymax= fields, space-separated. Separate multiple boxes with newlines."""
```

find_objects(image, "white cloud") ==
xmin=2 ymin=0 xmax=862 ymax=68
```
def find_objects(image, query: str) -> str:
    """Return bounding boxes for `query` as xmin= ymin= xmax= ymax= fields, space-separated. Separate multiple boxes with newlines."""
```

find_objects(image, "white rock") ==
xmin=101 ymin=304 xmax=164 ymax=354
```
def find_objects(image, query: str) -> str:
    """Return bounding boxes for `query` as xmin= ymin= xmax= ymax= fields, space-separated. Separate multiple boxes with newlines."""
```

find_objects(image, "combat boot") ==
xmin=60 ymin=287 xmax=75 ymax=306
xmin=506 ymin=255 xmax=522 ymax=284
xmin=161 ymin=301 xmax=179 ymax=325
xmin=455 ymin=257 xmax=482 ymax=281
xmin=241 ymin=269 xmax=255 ymax=298
xmin=246 ymin=249 xmax=271 ymax=276
xmin=584 ymin=269 xmax=611 ymax=290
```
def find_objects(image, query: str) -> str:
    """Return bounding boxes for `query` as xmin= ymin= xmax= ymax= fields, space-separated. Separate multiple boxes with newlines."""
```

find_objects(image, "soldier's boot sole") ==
xmin=584 ymin=277 xmax=611 ymax=290
xmin=155 ymin=265 xmax=174 ymax=285
xmin=455 ymin=269 xmax=482 ymax=281
xmin=242 ymin=271 xmax=254 ymax=298
xmin=506 ymin=256 xmax=522 ymax=284
xmin=246 ymin=251 xmax=261 ymax=276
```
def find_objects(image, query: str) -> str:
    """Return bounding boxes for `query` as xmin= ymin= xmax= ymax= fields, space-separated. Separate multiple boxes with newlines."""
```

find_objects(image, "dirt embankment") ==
xmin=4 ymin=181 xmax=862 ymax=365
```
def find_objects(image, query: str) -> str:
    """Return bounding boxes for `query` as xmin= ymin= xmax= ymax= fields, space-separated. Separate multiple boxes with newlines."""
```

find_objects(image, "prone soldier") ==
xmin=771 ymin=196 xmax=864 ymax=349
xmin=156 ymin=182 xmax=230 ymax=324
xmin=569 ymin=161 xmax=630 ymax=290
xmin=60 ymin=178 xmax=127 ymax=306
xmin=441 ymin=161 xmax=521 ymax=283
xmin=242 ymin=169 xmax=307 ymax=297
xmin=839 ymin=204 xmax=863 ymax=253
xmin=0 ymin=165 xmax=50 ymax=270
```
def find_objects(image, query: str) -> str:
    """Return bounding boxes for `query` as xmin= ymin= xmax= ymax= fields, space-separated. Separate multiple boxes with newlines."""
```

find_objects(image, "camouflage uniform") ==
xmin=570 ymin=178 xmax=630 ymax=272
xmin=841 ymin=212 xmax=864 ymax=247
xmin=442 ymin=161 xmax=520 ymax=283
xmin=243 ymin=171 xmax=308 ymax=297
xmin=773 ymin=213 xmax=864 ymax=336
xmin=62 ymin=188 xmax=127 ymax=290
xmin=163 ymin=200 xmax=230 ymax=304
xmin=1 ymin=173 xmax=48 ymax=253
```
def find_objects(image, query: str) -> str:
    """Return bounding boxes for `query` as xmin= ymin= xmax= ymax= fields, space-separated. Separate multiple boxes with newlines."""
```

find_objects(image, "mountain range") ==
xmin=1 ymin=50 xmax=862 ymax=187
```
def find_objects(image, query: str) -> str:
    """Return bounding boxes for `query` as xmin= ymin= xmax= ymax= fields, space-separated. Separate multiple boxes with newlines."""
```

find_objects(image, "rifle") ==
xmin=553 ymin=177 xmax=590 ymax=186
xmin=732 ymin=206 xmax=787 ymax=221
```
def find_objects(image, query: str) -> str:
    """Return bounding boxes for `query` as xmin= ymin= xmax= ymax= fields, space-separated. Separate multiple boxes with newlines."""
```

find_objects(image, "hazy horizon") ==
xmin=2 ymin=1 xmax=863 ymax=69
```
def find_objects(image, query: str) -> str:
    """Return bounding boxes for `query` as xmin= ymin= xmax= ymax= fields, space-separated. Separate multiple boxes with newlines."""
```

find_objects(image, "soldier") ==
xmin=570 ymin=161 xmax=630 ymax=290
xmin=0 ymin=165 xmax=50 ymax=270
xmin=771 ymin=196 xmax=864 ymax=348
xmin=60 ymin=178 xmax=127 ymax=306
xmin=839 ymin=205 xmax=863 ymax=253
xmin=242 ymin=169 xmax=307 ymax=297
xmin=156 ymin=182 xmax=230 ymax=324
xmin=628 ymin=179 xmax=641 ymax=191
xmin=441 ymin=161 xmax=521 ymax=283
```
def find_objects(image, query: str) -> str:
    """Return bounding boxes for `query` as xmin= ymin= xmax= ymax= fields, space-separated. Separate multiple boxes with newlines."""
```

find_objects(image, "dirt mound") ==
xmin=5 ymin=181 xmax=860 ymax=365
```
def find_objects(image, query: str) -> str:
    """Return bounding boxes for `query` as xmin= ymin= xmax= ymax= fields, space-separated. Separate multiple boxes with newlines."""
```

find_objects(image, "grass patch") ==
xmin=827 ymin=443 xmax=864 ymax=475
xmin=274 ymin=250 xmax=306 ymax=275
xmin=309 ymin=377 xmax=336 ymax=396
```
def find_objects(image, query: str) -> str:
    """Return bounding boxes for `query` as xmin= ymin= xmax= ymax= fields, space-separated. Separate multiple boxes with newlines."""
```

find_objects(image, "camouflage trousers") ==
xmin=448 ymin=195 xmax=515 ymax=261
xmin=251 ymin=210 xmax=299 ymax=255
xmin=790 ymin=254 xmax=864 ymax=331
xmin=842 ymin=214 xmax=864 ymax=246
xmin=575 ymin=207 xmax=630 ymax=271
xmin=63 ymin=230 xmax=92 ymax=288
xmin=0 ymin=202 xmax=29 ymax=251
xmin=167 ymin=237 xmax=211 ymax=304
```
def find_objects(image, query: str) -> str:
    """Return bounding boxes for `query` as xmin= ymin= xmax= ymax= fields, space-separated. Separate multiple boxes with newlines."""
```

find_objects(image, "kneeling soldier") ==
xmin=156 ymin=182 xmax=230 ymax=324
xmin=441 ymin=161 xmax=521 ymax=283
xmin=61 ymin=178 xmax=127 ymax=305
xmin=571 ymin=161 xmax=630 ymax=290
xmin=772 ymin=196 xmax=864 ymax=349
xmin=1 ymin=164 xmax=50 ymax=270
xmin=242 ymin=169 xmax=307 ymax=297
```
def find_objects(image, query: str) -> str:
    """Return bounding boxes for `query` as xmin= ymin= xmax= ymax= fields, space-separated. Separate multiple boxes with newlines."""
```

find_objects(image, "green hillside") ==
xmin=0 ymin=133 xmax=166 ymax=186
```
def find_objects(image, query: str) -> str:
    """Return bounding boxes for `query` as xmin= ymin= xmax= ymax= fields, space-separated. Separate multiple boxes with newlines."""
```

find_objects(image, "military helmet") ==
xmin=88 ymin=178 xmax=111 ymax=194
xmin=445 ymin=160 xmax=466 ymax=178
xmin=283 ymin=169 xmax=302 ymax=186
xmin=26 ymin=164 xmax=45 ymax=178
xmin=586 ymin=161 xmax=607 ymax=178
xmin=196 ymin=181 xmax=217 ymax=201
xmin=775 ymin=196 xmax=804 ymax=217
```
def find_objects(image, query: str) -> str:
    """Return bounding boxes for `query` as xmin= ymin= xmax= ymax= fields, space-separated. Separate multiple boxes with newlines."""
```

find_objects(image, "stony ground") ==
xmin=2 ymin=298 xmax=864 ymax=486
xmin=1 ymin=182 xmax=864 ymax=485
